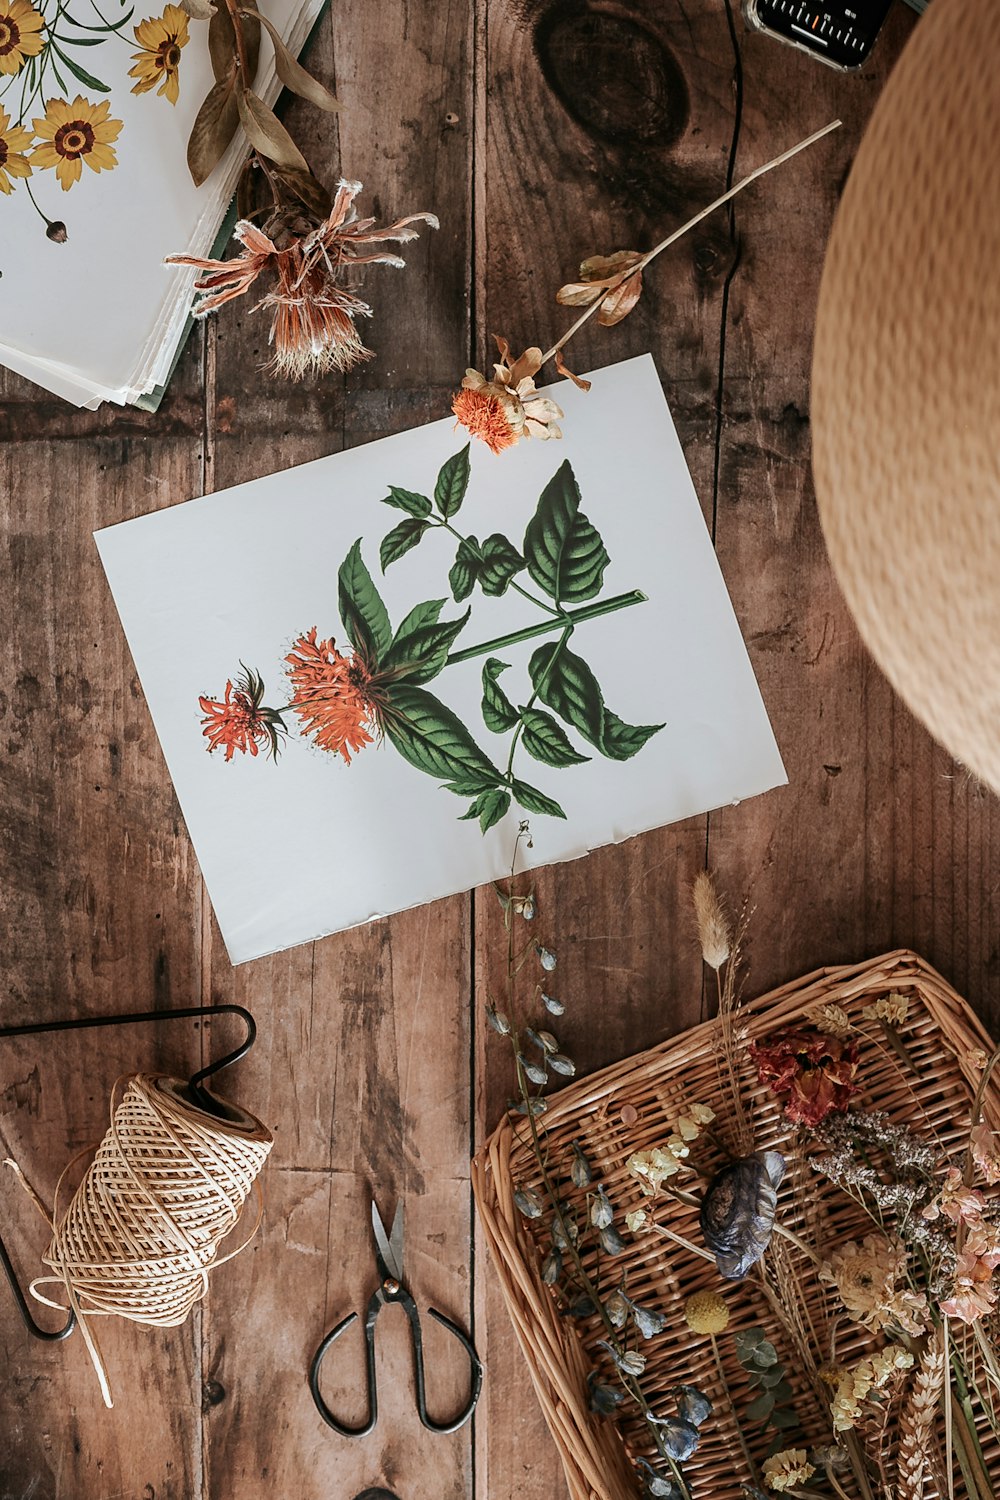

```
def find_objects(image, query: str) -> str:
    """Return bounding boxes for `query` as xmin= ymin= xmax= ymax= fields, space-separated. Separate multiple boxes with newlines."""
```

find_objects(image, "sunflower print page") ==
xmin=0 ymin=0 xmax=322 ymax=403
xmin=95 ymin=357 xmax=787 ymax=965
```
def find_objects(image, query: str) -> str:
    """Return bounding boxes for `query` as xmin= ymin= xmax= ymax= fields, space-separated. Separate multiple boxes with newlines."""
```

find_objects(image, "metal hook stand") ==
xmin=0 ymin=1003 xmax=256 ymax=1344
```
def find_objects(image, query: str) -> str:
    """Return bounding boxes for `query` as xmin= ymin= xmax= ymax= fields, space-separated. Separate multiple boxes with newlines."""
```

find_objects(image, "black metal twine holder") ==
xmin=0 ymin=1004 xmax=256 ymax=1345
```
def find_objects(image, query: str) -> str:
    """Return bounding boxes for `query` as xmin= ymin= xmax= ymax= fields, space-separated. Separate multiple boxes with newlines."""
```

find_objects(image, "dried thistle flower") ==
xmin=167 ymin=181 xmax=438 ymax=380
xmin=692 ymin=870 xmax=731 ymax=970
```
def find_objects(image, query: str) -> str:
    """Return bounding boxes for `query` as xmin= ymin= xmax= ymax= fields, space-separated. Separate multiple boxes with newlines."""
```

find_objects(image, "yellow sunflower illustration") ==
xmin=0 ymin=0 xmax=45 ymax=75
xmin=129 ymin=4 xmax=189 ymax=105
xmin=31 ymin=96 xmax=122 ymax=190
xmin=0 ymin=104 xmax=31 ymax=193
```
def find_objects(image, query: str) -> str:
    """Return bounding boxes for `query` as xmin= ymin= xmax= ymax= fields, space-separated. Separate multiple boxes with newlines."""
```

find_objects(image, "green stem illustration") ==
xmin=446 ymin=589 xmax=647 ymax=666
xmin=435 ymin=517 xmax=564 ymax=619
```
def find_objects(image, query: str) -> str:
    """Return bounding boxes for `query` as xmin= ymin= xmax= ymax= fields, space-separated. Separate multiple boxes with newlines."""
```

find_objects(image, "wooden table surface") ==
xmin=3 ymin=3 xmax=996 ymax=1498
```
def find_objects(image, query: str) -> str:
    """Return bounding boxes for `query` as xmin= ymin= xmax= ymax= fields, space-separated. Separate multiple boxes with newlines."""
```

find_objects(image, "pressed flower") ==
xmin=31 ymin=96 xmax=122 ymax=191
xmin=820 ymin=1234 xmax=928 ymax=1335
xmin=199 ymin=666 xmax=286 ymax=762
xmin=167 ymin=180 xmax=437 ymax=380
xmin=0 ymin=104 xmax=32 ymax=194
xmin=0 ymin=0 xmax=44 ymax=75
xmin=285 ymin=627 xmax=379 ymax=763
xmin=683 ymin=1290 xmax=729 ymax=1334
xmin=750 ymin=1025 xmax=860 ymax=1126
xmin=129 ymin=4 xmax=189 ymax=105
xmin=452 ymin=336 xmax=563 ymax=455
xmin=761 ymin=1448 xmax=815 ymax=1493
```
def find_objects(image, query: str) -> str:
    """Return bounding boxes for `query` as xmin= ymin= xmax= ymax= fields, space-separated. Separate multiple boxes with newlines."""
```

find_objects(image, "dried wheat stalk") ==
xmin=897 ymin=1326 xmax=946 ymax=1500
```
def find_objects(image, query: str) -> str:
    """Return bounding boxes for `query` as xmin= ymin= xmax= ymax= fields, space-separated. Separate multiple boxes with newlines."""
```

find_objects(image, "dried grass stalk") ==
xmin=897 ymin=1327 xmax=946 ymax=1499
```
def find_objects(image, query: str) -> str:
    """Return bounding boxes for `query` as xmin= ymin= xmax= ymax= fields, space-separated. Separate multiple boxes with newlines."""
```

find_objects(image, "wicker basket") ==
xmin=471 ymin=950 xmax=1000 ymax=1500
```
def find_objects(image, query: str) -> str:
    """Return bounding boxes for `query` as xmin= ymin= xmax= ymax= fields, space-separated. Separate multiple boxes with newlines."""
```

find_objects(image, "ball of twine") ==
xmin=16 ymin=1074 xmax=272 ymax=1407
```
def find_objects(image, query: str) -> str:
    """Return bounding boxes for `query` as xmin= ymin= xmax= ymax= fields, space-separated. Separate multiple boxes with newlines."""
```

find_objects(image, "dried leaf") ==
xmin=209 ymin=0 xmax=259 ymax=85
xmin=555 ymin=280 xmax=606 ymax=308
xmin=597 ymin=270 xmax=643 ymax=327
xmin=555 ymin=349 xmax=592 ymax=392
xmin=579 ymin=249 xmax=642 ymax=280
xmin=237 ymin=87 xmax=309 ymax=172
xmin=272 ymin=163 xmax=332 ymax=219
xmin=187 ymin=77 xmax=239 ymax=187
xmin=246 ymin=8 xmax=339 ymax=112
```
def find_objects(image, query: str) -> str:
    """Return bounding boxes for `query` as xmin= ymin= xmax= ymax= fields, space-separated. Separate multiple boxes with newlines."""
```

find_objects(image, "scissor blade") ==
xmin=371 ymin=1199 xmax=404 ymax=1283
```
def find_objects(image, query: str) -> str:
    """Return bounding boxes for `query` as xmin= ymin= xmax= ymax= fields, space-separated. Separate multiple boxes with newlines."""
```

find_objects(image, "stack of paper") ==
xmin=0 ymin=0 xmax=325 ymax=407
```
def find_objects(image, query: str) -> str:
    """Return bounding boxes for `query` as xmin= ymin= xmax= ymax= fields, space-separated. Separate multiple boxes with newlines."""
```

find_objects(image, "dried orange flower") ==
xmin=285 ymin=627 xmax=379 ymax=763
xmin=452 ymin=336 xmax=563 ymax=454
xmin=167 ymin=180 xmax=438 ymax=380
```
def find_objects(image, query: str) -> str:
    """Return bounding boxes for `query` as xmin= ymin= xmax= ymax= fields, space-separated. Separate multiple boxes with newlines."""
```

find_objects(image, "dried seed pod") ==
xmin=588 ymin=1372 xmax=626 ymax=1414
xmin=486 ymin=1004 xmax=511 ymax=1035
xmin=536 ymin=945 xmax=557 ymax=971
xmin=550 ymin=1208 xmax=578 ymax=1250
xmin=605 ymin=1288 xmax=630 ymax=1329
xmin=598 ymin=1339 xmax=646 ymax=1376
xmin=511 ymin=1095 xmax=547 ymax=1117
xmin=565 ymin=1294 xmax=597 ymax=1318
xmin=518 ymin=1054 xmax=548 ymax=1086
xmin=514 ymin=1187 xmax=543 ymax=1219
xmin=600 ymin=1224 xmax=627 ymax=1256
xmin=542 ymin=993 xmax=565 ymax=1015
xmin=673 ymin=1384 xmax=713 ymax=1426
xmin=652 ymin=1415 xmax=700 ymax=1461
xmin=632 ymin=1302 xmax=667 ymax=1338
xmin=591 ymin=1185 xmax=614 ymax=1229
xmin=570 ymin=1142 xmax=593 ymax=1187
xmin=549 ymin=1053 xmax=577 ymax=1076
xmin=541 ymin=1248 xmax=561 ymax=1285
xmin=537 ymin=1029 xmax=560 ymax=1053
xmin=699 ymin=1150 xmax=785 ymax=1280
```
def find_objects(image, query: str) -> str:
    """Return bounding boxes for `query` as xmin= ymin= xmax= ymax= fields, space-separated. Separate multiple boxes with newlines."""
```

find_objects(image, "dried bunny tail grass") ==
xmin=897 ymin=1327 xmax=946 ymax=1500
xmin=692 ymin=869 xmax=731 ymax=970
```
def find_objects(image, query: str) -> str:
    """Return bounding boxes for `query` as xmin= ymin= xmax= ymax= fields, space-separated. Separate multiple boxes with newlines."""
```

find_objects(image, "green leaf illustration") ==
xmin=384 ymin=605 xmax=470 ymax=685
xmin=435 ymin=445 xmax=471 ymax=519
xmin=523 ymin=460 xmax=610 ymax=604
xmin=479 ymin=534 xmax=525 ymax=597
xmin=383 ymin=683 xmax=502 ymax=789
xmin=449 ymin=536 xmax=481 ymax=602
xmin=459 ymin=787 xmax=511 ymax=834
xmin=519 ymin=707 xmax=590 ymax=768
xmin=338 ymin=540 xmax=392 ymax=665
xmin=381 ymin=486 xmax=432 ymax=518
xmin=380 ymin=517 xmax=430 ymax=570
xmin=528 ymin=641 xmax=663 ymax=761
xmin=510 ymin=778 xmax=567 ymax=820
xmin=481 ymin=658 xmax=519 ymax=733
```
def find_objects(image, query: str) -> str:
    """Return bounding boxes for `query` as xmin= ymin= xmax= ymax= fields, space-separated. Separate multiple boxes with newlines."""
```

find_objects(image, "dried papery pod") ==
xmin=597 ymin=1339 xmax=646 ymax=1377
xmin=648 ymin=1414 xmax=700 ymax=1461
xmin=588 ymin=1372 xmax=626 ymax=1414
xmin=591 ymin=1185 xmax=614 ymax=1229
xmin=570 ymin=1142 xmax=593 ymax=1188
xmin=565 ymin=1294 xmax=597 ymax=1319
xmin=536 ymin=1029 xmax=560 ymax=1054
xmin=518 ymin=1054 xmax=547 ymax=1086
xmin=511 ymin=1095 xmax=546 ymax=1117
xmin=600 ymin=1225 xmax=626 ymax=1256
xmin=549 ymin=1053 xmax=576 ymax=1076
xmin=486 ymin=1003 xmax=511 ymax=1035
xmin=514 ymin=1186 xmax=543 ymax=1219
xmin=550 ymin=1208 xmax=578 ymax=1250
xmin=541 ymin=1247 xmax=561 ymax=1285
xmin=542 ymin=993 xmax=565 ymax=1015
xmin=673 ymin=1384 xmax=713 ymax=1426
xmin=536 ymin=945 xmax=557 ymax=971
xmin=632 ymin=1303 xmax=667 ymax=1339
xmin=605 ymin=1288 xmax=630 ymax=1329
xmin=699 ymin=1150 xmax=785 ymax=1279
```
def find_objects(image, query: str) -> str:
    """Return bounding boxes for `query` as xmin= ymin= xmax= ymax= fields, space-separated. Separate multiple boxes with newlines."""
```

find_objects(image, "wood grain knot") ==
xmin=535 ymin=3 xmax=689 ymax=148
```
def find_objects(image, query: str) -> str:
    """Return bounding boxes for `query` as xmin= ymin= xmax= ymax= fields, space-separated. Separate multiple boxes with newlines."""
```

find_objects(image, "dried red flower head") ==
xmin=750 ymin=1026 xmax=861 ymax=1127
xmin=199 ymin=666 xmax=286 ymax=761
xmin=166 ymin=180 xmax=438 ymax=380
xmin=285 ymin=627 xmax=380 ymax=763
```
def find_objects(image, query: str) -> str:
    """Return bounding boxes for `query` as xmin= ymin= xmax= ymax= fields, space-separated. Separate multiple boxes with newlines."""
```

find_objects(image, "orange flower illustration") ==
xmin=199 ymin=666 xmax=286 ymax=761
xmin=285 ymin=628 xmax=380 ymax=763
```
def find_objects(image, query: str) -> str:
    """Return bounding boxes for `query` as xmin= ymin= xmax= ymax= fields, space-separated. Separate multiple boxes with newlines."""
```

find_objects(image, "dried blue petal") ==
xmin=632 ymin=1303 xmax=667 ymax=1338
xmin=699 ymin=1150 xmax=785 ymax=1280
xmin=570 ymin=1141 xmax=593 ymax=1188
xmin=536 ymin=945 xmax=557 ymax=971
xmin=652 ymin=1416 xmax=700 ymax=1462
xmin=600 ymin=1224 xmax=627 ymax=1256
xmin=591 ymin=1186 xmax=614 ymax=1229
xmin=636 ymin=1459 xmax=680 ymax=1499
xmin=542 ymin=993 xmax=565 ymax=1015
xmin=673 ymin=1384 xmax=713 ymax=1426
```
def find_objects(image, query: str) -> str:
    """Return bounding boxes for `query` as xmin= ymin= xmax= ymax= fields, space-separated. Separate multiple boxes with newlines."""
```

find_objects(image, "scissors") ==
xmin=309 ymin=1198 xmax=483 ymax=1437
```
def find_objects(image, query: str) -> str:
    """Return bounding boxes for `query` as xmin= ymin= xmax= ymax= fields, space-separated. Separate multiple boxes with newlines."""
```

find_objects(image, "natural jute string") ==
xmin=6 ymin=1073 xmax=273 ymax=1408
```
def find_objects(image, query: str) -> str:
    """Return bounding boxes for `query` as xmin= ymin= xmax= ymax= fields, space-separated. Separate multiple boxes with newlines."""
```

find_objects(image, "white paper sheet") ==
xmin=96 ymin=355 xmax=786 ymax=963
xmin=0 ymin=0 xmax=323 ymax=404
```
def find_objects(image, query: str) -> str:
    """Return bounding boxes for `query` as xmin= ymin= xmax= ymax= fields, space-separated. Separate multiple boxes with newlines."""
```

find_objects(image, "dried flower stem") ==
xmin=708 ymin=1330 xmax=761 ymax=1487
xmin=539 ymin=120 xmax=842 ymax=372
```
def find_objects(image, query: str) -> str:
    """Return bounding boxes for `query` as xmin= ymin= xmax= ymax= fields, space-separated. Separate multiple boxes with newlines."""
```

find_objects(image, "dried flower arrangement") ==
xmin=451 ymin=121 xmax=841 ymax=454
xmin=474 ymin=863 xmax=1000 ymax=1500
xmin=166 ymin=0 xmax=437 ymax=375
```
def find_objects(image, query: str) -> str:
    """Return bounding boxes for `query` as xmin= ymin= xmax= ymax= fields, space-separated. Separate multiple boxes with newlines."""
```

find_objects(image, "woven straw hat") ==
xmin=812 ymin=0 xmax=1000 ymax=788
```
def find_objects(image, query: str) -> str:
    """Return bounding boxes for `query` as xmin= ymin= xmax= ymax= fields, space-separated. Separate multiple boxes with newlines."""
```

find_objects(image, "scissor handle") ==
xmin=309 ymin=1291 xmax=482 ymax=1438
xmin=413 ymin=1306 xmax=483 ymax=1436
